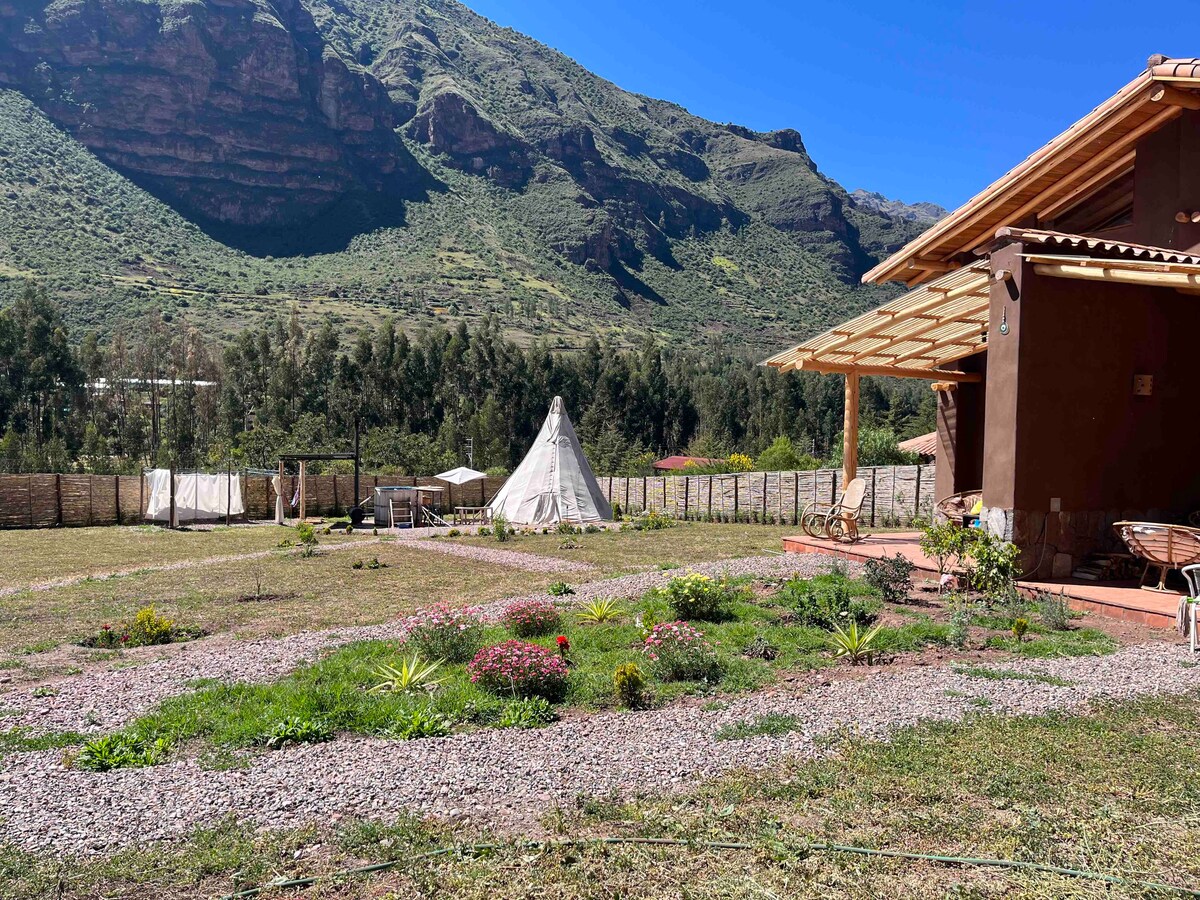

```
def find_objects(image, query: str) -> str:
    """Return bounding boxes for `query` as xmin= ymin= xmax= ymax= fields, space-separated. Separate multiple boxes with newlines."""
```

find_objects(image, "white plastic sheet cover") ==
xmin=144 ymin=470 xmax=246 ymax=521
xmin=486 ymin=397 xmax=613 ymax=525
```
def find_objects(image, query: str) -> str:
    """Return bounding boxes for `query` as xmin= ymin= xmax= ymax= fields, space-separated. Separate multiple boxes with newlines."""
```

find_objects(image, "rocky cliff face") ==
xmin=0 ymin=0 xmax=428 ymax=228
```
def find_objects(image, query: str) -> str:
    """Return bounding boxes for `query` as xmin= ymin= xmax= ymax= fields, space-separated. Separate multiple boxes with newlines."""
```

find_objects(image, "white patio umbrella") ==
xmin=435 ymin=466 xmax=489 ymax=512
xmin=435 ymin=466 xmax=488 ymax=484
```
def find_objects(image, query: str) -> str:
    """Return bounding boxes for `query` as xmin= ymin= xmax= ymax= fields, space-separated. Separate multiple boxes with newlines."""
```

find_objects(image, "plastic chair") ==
xmin=1183 ymin=564 xmax=1200 ymax=653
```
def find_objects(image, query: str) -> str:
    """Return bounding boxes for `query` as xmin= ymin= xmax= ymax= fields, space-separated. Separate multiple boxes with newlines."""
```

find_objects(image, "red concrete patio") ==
xmin=783 ymin=532 xmax=1183 ymax=629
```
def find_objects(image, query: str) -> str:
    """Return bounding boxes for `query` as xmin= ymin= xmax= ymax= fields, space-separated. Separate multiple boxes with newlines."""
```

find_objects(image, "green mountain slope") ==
xmin=0 ymin=0 xmax=933 ymax=352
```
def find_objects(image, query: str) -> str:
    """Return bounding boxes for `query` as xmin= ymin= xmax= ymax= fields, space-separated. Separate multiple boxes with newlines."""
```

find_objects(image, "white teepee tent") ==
xmin=487 ymin=397 xmax=613 ymax=525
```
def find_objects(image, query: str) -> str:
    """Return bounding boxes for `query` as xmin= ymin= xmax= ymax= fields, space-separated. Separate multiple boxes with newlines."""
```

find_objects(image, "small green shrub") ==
xmin=944 ymin=592 xmax=979 ymax=649
xmin=1037 ymin=591 xmax=1073 ymax=631
xmin=547 ymin=581 xmax=575 ymax=597
xmin=446 ymin=528 xmax=461 ymax=537
xmin=648 ymin=572 xmax=742 ymax=621
xmin=863 ymin=554 xmax=915 ymax=604
xmin=613 ymin=662 xmax=649 ymax=709
xmin=632 ymin=509 xmax=676 ymax=531
xmin=296 ymin=522 xmax=319 ymax=557
xmin=262 ymin=716 xmax=332 ymax=750
xmin=776 ymin=575 xmax=879 ymax=628
xmin=491 ymin=514 xmax=510 ymax=543
xmin=1011 ymin=617 xmax=1030 ymax=642
xmin=967 ymin=532 xmax=1021 ymax=599
xmin=127 ymin=605 xmax=174 ymax=646
xmin=368 ymin=654 xmax=447 ymax=695
xmin=827 ymin=620 xmax=883 ymax=665
xmin=918 ymin=521 xmax=974 ymax=580
xmin=496 ymin=697 xmax=557 ymax=729
xmin=578 ymin=597 xmax=621 ymax=624
xmin=76 ymin=732 xmax=171 ymax=771
xmin=385 ymin=707 xmax=452 ymax=740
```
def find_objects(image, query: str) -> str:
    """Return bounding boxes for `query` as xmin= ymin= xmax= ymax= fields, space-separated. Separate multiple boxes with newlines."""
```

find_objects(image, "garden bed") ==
xmin=50 ymin=563 xmax=1128 ymax=772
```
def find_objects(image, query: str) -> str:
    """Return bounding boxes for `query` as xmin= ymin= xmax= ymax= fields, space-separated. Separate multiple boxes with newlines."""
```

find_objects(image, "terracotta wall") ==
xmin=981 ymin=248 xmax=1200 ymax=575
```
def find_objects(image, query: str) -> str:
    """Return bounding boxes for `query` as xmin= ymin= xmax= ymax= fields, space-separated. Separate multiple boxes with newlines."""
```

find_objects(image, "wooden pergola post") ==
xmin=298 ymin=460 xmax=307 ymax=522
xmin=842 ymin=371 xmax=860 ymax=489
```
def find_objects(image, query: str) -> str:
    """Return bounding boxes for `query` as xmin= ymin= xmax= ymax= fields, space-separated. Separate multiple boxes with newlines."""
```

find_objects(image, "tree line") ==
xmin=0 ymin=283 xmax=934 ymax=476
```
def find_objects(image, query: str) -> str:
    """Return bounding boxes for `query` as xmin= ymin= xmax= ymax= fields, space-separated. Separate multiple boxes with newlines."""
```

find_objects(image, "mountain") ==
xmin=849 ymin=190 xmax=947 ymax=225
xmin=0 ymin=0 xmax=932 ymax=352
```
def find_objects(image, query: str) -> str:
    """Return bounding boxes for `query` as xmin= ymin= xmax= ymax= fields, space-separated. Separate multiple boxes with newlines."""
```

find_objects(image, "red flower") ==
xmin=101 ymin=624 xmax=111 ymax=631
xmin=120 ymin=634 xmax=129 ymax=643
xmin=556 ymin=636 xmax=569 ymax=647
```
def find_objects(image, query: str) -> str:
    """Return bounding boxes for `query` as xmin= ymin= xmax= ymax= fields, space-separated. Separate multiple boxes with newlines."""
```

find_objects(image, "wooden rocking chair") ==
xmin=801 ymin=477 xmax=867 ymax=544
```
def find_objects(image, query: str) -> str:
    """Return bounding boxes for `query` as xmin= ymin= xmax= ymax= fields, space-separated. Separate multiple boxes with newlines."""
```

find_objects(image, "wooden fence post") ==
xmin=682 ymin=477 xmax=689 ymax=520
xmin=54 ymin=474 xmax=63 ymax=527
xmin=114 ymin=475 xmax=121 ymax=526
xmin=26 ymin=475 xmax=33 ymax=528
xmin=733 ymin=476 xmax=739 ymax=522
xmin=761 ymin=472 xmax=767 ymax=524
xmin=792 ymin=472 xmax=799 ymax=525
xmin=914 ymin=465 xmax=923 ymax=523
xmin=870 ymin=467 xmax=877 ymax=527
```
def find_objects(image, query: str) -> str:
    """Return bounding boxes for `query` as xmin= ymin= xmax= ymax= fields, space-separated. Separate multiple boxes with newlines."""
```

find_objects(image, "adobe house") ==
xmin=766 ymin=55 xmax=1200 ymax=579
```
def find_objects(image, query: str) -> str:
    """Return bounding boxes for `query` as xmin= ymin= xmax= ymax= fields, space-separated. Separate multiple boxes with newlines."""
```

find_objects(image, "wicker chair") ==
xmin=936 ymin=490 xmax=983 ymax=526
xmin=801 ymin=477 xmax=867 ymax=544
xmin=1113 ymin=521 xmax=1200 ymax=592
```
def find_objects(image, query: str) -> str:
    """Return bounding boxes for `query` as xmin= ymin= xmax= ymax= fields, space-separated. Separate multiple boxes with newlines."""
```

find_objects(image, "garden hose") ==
xmin=219 ymin=834 xmax=1200 ymax=899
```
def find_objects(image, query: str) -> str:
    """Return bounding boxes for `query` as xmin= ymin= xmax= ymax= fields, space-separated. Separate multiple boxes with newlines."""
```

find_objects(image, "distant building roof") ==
xmin=653 ymin=455 xmax=721 ymax=471
xmin=898 ymin=432 xmax=938 ymax=458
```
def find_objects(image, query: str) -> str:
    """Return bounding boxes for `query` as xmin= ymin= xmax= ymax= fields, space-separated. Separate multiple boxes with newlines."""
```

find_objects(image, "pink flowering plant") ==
xmin=642 ymin=621 xmax=722 ymax=682
xmin=402 ymin=602 xmax=487 ymax=663
xmin=468 ymin=640 xmax=569 ymax=700
xmin=502 ymin=598 xmax=562 ymax=638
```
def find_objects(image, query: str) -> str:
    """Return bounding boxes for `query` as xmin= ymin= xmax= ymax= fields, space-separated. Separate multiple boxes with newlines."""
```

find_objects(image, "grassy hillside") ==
xmin=0 ymin=0 xmax=927 ymax=352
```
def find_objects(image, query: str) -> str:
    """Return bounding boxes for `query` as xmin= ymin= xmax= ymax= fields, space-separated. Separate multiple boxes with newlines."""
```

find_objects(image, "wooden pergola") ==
xmin=764 ymin=263 xmax=990 ymax=489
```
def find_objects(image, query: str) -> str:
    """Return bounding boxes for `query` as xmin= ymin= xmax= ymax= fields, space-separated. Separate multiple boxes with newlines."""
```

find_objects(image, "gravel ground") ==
xmin=1 ymin=642 xmax=1195 ymax=856
xmin=0 ymin=553 xmax=836 ymax=735
xmin=401 ymin=538 xmax=597 ymax=573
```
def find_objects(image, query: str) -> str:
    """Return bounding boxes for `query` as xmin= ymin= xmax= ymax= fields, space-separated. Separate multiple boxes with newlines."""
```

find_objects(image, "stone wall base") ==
xmin=980 ymin=506 xmax=1170 ymax=579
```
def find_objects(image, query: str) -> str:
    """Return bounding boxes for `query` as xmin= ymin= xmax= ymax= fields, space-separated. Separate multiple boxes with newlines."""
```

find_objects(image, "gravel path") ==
xmin=402 ymin=538 xmax=597 ymax=573
xmin=1 ymin=642 xmax=1195 ymax=856
xmin=0 ymin=553 xmax=836 ymax=735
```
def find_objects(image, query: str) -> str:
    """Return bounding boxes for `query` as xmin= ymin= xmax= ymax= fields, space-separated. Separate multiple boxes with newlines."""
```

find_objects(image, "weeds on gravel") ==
xmin=715 ymin=713 xmax=802 ymax=741
xmin=0 ymin=727 xmax=84 ymax=755
xmin=8 ymin=698 xmax=1200 ymax=900
xmin=75 ymin=732 xmax=171 ymax=771
xmin=952 ymin=664 xmax=1073 ymax=687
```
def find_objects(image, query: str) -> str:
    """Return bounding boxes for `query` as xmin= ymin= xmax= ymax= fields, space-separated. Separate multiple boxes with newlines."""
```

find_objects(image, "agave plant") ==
xmin=368 ymin=654 xmax=447 ymax=694
xmin=826 ymin=620 xmax=883 ymax=665
xmin=578 ymin=597 xmax=621 ymax=624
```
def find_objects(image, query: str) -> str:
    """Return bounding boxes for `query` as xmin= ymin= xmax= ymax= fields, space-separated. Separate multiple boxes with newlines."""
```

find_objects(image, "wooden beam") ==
xmin=786 ymin=359 xmax=984 ymax=381
xmin=953 ymin=104 xmax=1181 ymax=256
xmin=931 ymin=381 xmax=958 ymax=392
xmin=845 ymin=308 xmax=988 ymax=363
xmin=1032 ymin=262 xmax=1200 ymax=289
xmin=1149 ymin=83 xmax=1200 ymax=110
xmin=1037 ymin=150 xmax=1136 ymax=222
xmin=864 ymin=81 xmax=1162 ymax=283
xmin=906 ymin=259 xmax=957 ymax=273
xmin=842 ymin=371 xmax=859 ymax=490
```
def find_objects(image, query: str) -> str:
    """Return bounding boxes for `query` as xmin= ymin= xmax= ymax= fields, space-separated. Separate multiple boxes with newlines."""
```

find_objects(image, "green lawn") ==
xmin=3 ymin=695 xmax=1196 ymax=899
xmin=0 ymin=523 xmax=799 ymax=659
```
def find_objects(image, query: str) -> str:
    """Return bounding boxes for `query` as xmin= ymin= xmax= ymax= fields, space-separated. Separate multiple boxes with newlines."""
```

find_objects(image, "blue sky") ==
xmin=467 ymin=0 xmax=1182 ymax=210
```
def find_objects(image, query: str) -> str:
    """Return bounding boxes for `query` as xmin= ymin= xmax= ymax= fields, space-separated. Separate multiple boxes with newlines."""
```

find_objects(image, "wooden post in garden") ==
xmin=870 ymin=467 xmax=877 ymax=527
xmin=114 ymin=475 xmax=121 ymax=526
xmin=642 ymin=476 xmax=648 ymax=513
xmin=842 ymin=370 xmax=860 ymax=490
xmin=761 ymin=472 xmax=767 ymax=523
xmin=298 ymin=460 xmax=307 ymax=522
xmin=168 ymin=465 xmax=176 ymax=529
xmin=792 ymin=472 xmax=799 ymax=525
xmin=707 ymin=476 xmax=713 ymax=519
xmin=54 ymin=474 xmax=63 ymax=527
xmin=682 ymin=477 xmax=689 ymax=520
xmin=733 ymin=476 xmax=739 ymax=522
xmin=915 ymin=466 xmax=923 ymax=523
